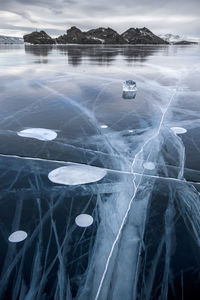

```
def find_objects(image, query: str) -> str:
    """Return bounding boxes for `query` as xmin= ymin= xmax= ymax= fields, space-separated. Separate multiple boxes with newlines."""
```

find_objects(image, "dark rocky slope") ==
xmin=85 ymin=27 xmax=126 ymax=44
xmin=121 ymin=27 xmax=169 ymax=44
xmin=23 ymin=31 xmax=55 ymax=44
xmin=56 ymin=26 xmax=126 ymax=44
xmin=56 ymin=26 xmax=101 ymax=44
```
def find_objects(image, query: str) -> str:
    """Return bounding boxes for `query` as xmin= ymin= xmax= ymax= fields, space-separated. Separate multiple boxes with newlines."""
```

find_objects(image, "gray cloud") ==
xmin=0 ymin=0 xmax=199 ymax=37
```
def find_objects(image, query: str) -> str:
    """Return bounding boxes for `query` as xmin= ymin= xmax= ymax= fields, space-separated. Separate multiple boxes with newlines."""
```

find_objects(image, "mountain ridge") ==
xmin=159 ymin=33 xmax=199 ymax=44
xmin=0 ymin=35 xmax=24 ymax=44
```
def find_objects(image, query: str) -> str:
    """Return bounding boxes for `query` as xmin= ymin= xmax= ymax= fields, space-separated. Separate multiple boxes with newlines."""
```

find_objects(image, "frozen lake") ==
xmin=0 ymin=44 xmax=200 ymax=299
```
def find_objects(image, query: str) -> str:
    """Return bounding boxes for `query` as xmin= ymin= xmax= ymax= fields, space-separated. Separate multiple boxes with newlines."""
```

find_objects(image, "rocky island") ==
xmin=23 ymin=27 xmax=199 ymax=45
xmin=24 ymin=27 xmax=169 ymax=45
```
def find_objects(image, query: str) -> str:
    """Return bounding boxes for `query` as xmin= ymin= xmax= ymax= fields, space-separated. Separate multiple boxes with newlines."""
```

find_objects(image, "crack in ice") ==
xmin=0 ymin=153 xmax=199 ymax=186
xmin=94 ymin=73 xmax=186 ymax=300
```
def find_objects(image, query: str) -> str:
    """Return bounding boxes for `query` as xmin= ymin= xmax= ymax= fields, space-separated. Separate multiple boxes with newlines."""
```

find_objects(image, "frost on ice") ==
xmin=48 ymin=164 xmax=107 ymax=185
xmin=17 ymin=128 xmax=57 ymax=141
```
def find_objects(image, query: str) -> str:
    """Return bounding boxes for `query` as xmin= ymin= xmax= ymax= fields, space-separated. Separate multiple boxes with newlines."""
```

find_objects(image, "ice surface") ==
xmin=48 ymin=164 xmax=107 ymax=185
xmin=8 ymin=231 xmax=27 ymax=243
xmin=75 ymin=214 xmax=93 ymax=227
xmin=0 ymin=44 xmax=200 ymax=300
xmin=17 ymin=128 xmax=57 ymax=141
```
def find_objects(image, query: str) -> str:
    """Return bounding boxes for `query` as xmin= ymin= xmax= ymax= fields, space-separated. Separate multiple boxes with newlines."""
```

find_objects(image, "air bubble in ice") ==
xmin=48 ymin=164 xmax=107 ymax=185
xmin=75 ymin=214 xmax=93 ymax=227
xmin=171 ymin=127 xmax=187 ymax=134
xmin=17 ymin=128 xmax=57 ymax=141
xmin=8 ymin=231 xmax=28 ymax=243
xmin=143 ymin=162 xmax=155 ymax=170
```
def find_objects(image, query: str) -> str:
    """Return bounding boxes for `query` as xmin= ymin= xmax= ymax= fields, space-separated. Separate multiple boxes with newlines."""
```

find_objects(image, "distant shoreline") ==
xmin=1 ymin=27 xmax=199 ymax=45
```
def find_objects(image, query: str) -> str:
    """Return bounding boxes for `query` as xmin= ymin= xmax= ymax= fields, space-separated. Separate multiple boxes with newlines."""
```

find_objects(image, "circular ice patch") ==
xmin=48 ymin=164 xmax=107 ymax=185
xmin=8 ymin=230 xmax=27 ymax=243
xmin=17 ymin=128 xmax=57 ymax=141
xmin=143 ymin=162 xmax=155 ymax=170
xmin=75 ymin=214 xmax=93 ymax=227
xmin=170 ymin=127 xmax=187 ymax=135
xmin=100 ymin=125 xmax=108 ymax=129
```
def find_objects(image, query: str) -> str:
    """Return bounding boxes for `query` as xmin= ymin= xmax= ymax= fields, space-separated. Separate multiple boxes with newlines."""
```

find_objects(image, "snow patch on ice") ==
xmin=75 ymin=214 xmax=93 ymax=227
xmin=8 ymin=231 xmax=28 ymax=243
xmin=143 ymin=162 xmax=155 ymax=170
xmin=17 ymin=128 xmax=57 ymax=141
xmin=171 ymin=127 xmax=187 ymax=135
xmin=48 ymin=164 xmax=107 ymax=185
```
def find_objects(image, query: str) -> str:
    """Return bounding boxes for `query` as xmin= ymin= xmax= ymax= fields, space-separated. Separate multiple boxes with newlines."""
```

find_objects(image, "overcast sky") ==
xmin=0 ymin=0 xmax=199 ymax=38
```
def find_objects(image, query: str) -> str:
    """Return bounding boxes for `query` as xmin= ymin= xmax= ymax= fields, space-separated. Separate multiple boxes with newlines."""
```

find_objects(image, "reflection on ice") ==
xmin=122 ymin=90 xmax=137 ymax=99
xmin=75 ymin=214 xmax=93 ymax=227
xmin=8 ymin=231 xmax=28 ymax=243
xmin=48 ymin=164 xmax=107 ymax=185
xmin=17 ymin=128 xmax=57 ymax=141
xmin=171 ymin=127 xmax=187 ymax=135
xmin=100 ymin=125 xmax=108 ymax=129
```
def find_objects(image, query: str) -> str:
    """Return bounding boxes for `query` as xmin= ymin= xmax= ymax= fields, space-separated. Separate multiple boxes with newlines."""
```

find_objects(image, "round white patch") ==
xmin=75 ymin=214 xmax=93 ymax=227
xmin=17 ymin=128 xmax=57 ymax=141
xmin=100 ymin=125 xmax=108 ymax=129
xmin=8 ymin=231 xmax=28 ymax=243
xmin=48 ymin=164 xmax=107 ymax=185
xmin=143 ymin=162 xmax=155 ymax=170
xmin=128 ymin=130 xmax=134 ymax=133
xmin=170 ymin=127 xmax=187 ymax=135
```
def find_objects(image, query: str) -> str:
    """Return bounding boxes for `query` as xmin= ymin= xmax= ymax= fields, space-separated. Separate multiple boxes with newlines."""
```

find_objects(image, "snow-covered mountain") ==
xmin=159 ymin=34 xmax=181 ymax=43
xmin=0 ymin=35 xmax=24 ymax=44
xmin=159 ymin=34 xmax=200 ymax=44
